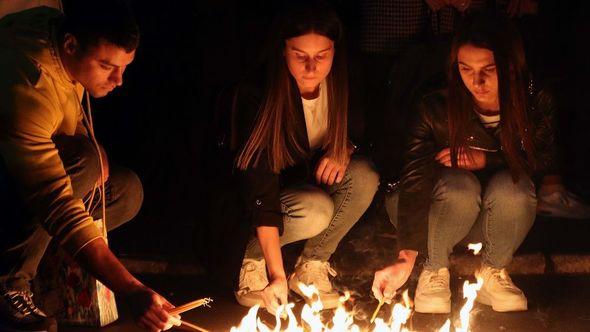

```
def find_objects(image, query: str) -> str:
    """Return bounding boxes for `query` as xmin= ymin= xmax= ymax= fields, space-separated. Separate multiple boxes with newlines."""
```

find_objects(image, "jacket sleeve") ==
xmin=0 ymin=83 xmax=102 ymax=257
xmin=397 ymin=99 xmax=441 ymax=253
xmin=233 ymin=84 xmax=284 ymax=234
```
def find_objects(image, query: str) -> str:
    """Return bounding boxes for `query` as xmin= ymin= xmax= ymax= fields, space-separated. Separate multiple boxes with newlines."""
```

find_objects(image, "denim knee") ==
xmin=434 ymin=169 xmax=481 ymax=204
xmin=344 ymin=156 xmax=380 ymax=203
xmin=285 ymin=188 xmax=334 ymax=239
xmin=482 ymin=171 xmax=536 ymax=225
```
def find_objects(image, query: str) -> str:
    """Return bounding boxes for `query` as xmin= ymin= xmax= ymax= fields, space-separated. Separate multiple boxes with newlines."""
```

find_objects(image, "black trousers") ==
xmin=0 ymin=135 xmax=143 ymax=291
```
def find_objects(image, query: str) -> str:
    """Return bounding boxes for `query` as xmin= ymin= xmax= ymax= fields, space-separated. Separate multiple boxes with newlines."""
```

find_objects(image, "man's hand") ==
xmin=262 ymin=276 xmax=288 ymax=316
xmin=372 ymin=250 xmax=418 ymax=303
xmin=435 ymin=147 xmax=486 ymax=170
xmin=448 ymin=0 xmax=471 ymax=12
xmin=127 ymin=286 xmax=181 ymax=332
xmin=425 ymin=0 xmax=447 ymax=12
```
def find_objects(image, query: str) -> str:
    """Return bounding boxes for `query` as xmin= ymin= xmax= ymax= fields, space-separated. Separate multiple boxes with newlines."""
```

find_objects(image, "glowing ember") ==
xmin=467 ymin=243 xmax=483 ymax=256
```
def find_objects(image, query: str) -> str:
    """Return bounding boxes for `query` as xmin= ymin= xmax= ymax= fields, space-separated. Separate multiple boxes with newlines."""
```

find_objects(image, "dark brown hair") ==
xmin=236 ymin=1 xmax=348 ymax=173
xmin=448 ymin=11 xmax=537 ymax=180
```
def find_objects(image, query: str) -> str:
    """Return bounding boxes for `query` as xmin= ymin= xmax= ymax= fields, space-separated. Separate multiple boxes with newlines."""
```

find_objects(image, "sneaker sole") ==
xmin=414 ymin=295 xmax=451 ymax=314
xmin=476 ymin=288 xmax=528 ymax=312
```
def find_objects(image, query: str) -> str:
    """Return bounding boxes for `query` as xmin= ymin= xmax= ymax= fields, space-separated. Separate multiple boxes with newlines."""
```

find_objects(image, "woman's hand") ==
xmin=436 ymin=147 xmax=486 ymax=170
xmin=315 ymin=145 xmax=354 ymax=186
xmin=262 ymin=276 xmax=288 ymax=316
xmin=371 ymin=250 xmax=418 ymax=303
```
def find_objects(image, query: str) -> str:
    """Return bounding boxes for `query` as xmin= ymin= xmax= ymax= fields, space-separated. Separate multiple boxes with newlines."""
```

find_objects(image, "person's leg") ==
xmin=299 ymin=156 xmax=380 ymax=261
xmin=243 ymin=185 xmax=334 ymax=260
xmin=236 ymin=185 xmax=333 ymax=307
xmin=415 ymin=168 xmax=481 ymax=314
xmin=474 ymin=169 xmax=536 ymax=312
xmin=0 ymin=135 xmax=142 ymax=291
xmin=479 ymin=170 xmax=536 ymax=268
xmin=424 ymin=168 xmax=482 ymax=270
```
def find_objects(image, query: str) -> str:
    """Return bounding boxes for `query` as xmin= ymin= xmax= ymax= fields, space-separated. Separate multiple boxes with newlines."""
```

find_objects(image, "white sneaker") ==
xmin=476 ymin=266 xmax=527 ymax=312
xmin=288 ymin=260 xmax=340 ymax=309
xmin=414 ymin=267 xmax=451 ymax=313
xmin=234 ymin=258 xmax=268 ymax=307
xmin=537 ymin=190 xmax=590 ymax=219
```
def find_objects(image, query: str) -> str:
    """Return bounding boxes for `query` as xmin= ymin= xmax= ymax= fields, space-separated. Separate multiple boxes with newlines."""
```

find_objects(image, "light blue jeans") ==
xmin=386 ymin=168 xmax=537 ymax=269
xmin=245 ymin=156 xmax=379 ymax=262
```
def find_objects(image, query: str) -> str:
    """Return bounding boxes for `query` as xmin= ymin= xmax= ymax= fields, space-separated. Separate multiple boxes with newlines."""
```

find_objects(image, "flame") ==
xmin=231 ymin=243 xmax=485 ymax=332
xmin=467 ymin=243 xmax=483 ymax=255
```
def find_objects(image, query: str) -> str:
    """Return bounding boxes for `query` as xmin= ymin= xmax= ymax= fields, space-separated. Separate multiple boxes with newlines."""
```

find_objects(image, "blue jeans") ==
xmin=245 ymin=156 xmax=379 ymax=262
xmin=386 ymin=168 xmax=536 ymax=269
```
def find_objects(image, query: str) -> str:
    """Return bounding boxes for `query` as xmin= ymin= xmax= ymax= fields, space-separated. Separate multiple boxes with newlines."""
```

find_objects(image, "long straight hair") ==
xmin=447 ymin=11 xmax=537 ymax=180
xmin=236 ymin=2 xmax=349 ymax=173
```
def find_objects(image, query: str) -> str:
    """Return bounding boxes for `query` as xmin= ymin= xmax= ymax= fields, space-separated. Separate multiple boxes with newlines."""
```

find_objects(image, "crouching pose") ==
xmin=373 ymin=11 xmax=556 ymax=313
xmin=232 ymin=2 xmax=379 ymax=313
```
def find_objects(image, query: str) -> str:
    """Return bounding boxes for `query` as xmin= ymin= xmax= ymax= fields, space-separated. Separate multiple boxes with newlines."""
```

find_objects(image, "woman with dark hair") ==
xmin=231 ymin=2 xmax=379 ymax=313
xmin=372 ymin=11 xmax=556 ymax=313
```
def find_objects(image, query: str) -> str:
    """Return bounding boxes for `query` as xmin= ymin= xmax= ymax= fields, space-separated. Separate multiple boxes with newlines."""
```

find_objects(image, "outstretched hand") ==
xmin=262 ymin=276 xmax=288 ymax=316
xmin=372 ymin=250 xmax=418 ymax=303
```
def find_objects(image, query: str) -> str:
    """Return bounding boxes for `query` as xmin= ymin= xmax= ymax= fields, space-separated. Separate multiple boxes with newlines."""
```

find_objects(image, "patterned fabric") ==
xmin=359 ymin=0 xmax=490 ymax=55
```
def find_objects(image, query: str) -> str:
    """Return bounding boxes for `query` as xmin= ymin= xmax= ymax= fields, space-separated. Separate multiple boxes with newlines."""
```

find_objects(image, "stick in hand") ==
xmin=169 ymin=298 xmax=212 ymax=316
xmin=370 ymin=298 xmax=385 ymax=323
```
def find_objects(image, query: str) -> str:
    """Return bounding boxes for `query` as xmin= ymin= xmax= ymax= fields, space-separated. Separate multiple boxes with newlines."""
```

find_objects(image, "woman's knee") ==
xmin=484 ymin=170 xmax=536 ymax=208
xmin=434 ymin=169 xmax=481 ymax=205
xmin=345 ymin=156 xmax=380 ymax=202
xmin=285 ymin=188 xmax=334 ymax=238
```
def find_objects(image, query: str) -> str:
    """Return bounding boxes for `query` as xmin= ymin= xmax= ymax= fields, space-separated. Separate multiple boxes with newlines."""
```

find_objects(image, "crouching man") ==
xmin=0 ymin=1 xmax=178 ymax=331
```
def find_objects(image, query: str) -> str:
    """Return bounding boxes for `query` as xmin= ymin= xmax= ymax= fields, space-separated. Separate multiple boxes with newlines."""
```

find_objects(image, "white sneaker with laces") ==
xmin=476 ymin=265 xmax=527 ymax=312
xmin=414 ymin=267 xmax=451 ymax=313
xmin=288 ymin=260 xmax=340 ymax=309
xmin=234 ymin=258 xmax=268 ymax=308
xmin=537 ymin=189 xmax=590 ymax=219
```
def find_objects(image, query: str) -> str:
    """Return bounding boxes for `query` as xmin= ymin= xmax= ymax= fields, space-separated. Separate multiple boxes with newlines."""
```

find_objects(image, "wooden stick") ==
xmin=180 ymin=319 xmax=209 ymax=332
xmin=169 ymin=298 xmax=212 ymax=315
xmin=370 ymin=299 xmax=384 ymax=323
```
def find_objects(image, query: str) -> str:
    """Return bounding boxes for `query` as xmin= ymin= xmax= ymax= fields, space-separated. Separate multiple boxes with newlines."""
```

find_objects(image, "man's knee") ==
xmin=54 ymin=135 xmax=101 ymax=195
xmin=105 ymin=166 xmax=143 ymax=229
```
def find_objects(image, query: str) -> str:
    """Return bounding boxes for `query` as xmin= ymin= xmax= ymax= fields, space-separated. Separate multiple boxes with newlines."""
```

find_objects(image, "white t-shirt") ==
xmin=301 ymin=80 xmax=328 ymax=150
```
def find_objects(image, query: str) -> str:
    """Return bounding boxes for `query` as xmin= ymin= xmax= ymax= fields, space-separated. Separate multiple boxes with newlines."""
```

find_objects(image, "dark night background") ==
xmin=87 ymin=0 xmax=590 ymax=267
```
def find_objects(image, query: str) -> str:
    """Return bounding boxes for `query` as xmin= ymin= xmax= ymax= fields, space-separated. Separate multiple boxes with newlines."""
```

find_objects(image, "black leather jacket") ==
xmin=397 ymin=87 xmax=557 ymax=253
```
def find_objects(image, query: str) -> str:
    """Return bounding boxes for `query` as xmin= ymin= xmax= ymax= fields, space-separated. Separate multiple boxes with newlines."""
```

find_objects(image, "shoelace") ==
xmin=300 ymin=261 xmax=337 ymax=291
xmin=486 ymin=269 xmax=515 ymax=289
xmin=5 ymin=291 xmax=45 ymax=317
xmin=241 ymin=261 xmax=267 ymax=290
xmin=427 ymin=273 xmax=448 ymax=289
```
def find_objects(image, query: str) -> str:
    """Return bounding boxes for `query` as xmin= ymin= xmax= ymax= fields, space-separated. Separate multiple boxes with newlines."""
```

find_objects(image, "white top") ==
xmin=476 ymin=111 xmax=500 ymax=128
xmin=301 ymin=80 xmax=328 ymax=150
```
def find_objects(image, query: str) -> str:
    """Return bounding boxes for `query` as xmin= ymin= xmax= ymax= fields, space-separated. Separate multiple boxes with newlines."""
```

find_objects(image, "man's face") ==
xmin=67 ymin=40 xmax=135 ymax=98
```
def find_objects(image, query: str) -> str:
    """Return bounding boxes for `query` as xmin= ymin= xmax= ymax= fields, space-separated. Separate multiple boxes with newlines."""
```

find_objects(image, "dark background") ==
xmin=89 ymin=1 xmax=590 ymax=263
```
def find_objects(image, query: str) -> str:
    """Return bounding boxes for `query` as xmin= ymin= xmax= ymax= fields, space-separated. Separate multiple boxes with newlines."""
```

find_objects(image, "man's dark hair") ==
xmin=60 ymin=0 xmax=140 ymax=53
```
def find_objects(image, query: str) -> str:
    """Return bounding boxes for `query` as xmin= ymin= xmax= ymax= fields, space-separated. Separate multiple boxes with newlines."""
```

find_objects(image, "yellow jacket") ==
xmin=0 ymin=7 xmax=102 ymax=256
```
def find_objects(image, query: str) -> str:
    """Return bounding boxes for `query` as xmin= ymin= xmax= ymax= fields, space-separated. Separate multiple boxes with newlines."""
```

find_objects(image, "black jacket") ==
xmin=200 ymin=74 xmax=366 ymax=287
xmin=232 ymin=75 xmax=366 ymax=234
xmin=397 ymin=87 xmax=557 ymax=253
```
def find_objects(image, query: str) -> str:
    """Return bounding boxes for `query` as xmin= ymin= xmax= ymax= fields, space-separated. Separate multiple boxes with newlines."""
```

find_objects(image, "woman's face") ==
xmin=457 ymin=44 xmax=499 ymax=110
xmin=284 ymin=32 xmax=335 ymax=95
